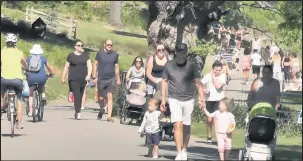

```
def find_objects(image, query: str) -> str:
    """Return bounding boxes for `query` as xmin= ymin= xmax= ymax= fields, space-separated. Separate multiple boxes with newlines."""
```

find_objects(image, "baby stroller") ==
xmin=120 ymin=77 xmax=147 ymax=125
xmin=239 ymin=102 xmax=277 ymax=161
xmin=153 ymin=82 xmax=174 ymax=141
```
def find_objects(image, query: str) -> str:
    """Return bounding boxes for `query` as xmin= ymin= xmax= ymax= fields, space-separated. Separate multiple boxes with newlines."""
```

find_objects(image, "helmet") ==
xmin=5 ymin=33 xmax=18 ymax=43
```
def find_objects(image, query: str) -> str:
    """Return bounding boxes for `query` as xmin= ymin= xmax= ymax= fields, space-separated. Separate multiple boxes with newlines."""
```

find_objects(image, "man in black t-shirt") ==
xmin=93 ymin=40 xmax=121 ymax=122
xmin=161 ymin=43 xmax=205 ymax=160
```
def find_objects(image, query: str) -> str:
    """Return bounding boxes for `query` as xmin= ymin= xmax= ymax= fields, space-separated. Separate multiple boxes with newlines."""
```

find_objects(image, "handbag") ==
xmin=22 ymin=80 xmax=30 ymax=97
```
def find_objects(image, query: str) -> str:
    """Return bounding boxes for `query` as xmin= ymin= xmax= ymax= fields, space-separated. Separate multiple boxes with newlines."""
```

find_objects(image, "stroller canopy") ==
xmin=249 ymin=102 xmax=277 ymax=121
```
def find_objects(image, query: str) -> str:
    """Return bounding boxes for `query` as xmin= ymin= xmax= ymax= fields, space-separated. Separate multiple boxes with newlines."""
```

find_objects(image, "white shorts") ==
xmin=168 ymin=98 xmax=195 ymax=125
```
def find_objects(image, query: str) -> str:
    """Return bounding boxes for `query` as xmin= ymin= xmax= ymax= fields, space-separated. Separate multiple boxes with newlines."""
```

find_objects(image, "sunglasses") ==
xmin=106 ymin=44 xmax=113 ymax=47
xmin=76 ymin=44 xmax=83 ymax=47
xmin=157 ymin=49 xmax=165 ymax=52
xmin=136 ymin=60 xmax=142 ymax=63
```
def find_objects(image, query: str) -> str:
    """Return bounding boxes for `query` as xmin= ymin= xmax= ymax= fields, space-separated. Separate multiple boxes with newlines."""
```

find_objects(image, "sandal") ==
xmin=107 ymin=117 xmax=114 ymax=123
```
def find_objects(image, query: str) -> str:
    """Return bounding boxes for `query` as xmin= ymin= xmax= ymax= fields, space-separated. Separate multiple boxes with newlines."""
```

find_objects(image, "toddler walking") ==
xmin=202 ymin=97 xmax=236 ymax=161
xmin=138 ymin=98 xmax=161 ymax=159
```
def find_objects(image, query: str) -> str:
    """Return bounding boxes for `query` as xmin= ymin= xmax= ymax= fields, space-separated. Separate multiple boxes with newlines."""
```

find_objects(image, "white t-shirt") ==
xmin=251 ymin=53 xmax=262 ymax=66
xmin=138 ymin=111 xmax=161 ymax=134
xmin=252 ymin=40 xmax=261 ymax=50
xmin=270 ymin=46 xmax=280 ymax=57
xmin=201 ymin=73 xmax=226 ymax=101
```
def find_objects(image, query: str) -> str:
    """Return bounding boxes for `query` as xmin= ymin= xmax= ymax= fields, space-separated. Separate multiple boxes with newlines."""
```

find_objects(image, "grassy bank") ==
xmin=192 ymin=122 xmax=302 ymax=160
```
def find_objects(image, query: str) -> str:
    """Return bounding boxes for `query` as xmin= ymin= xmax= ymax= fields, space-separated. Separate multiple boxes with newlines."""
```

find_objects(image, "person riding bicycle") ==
xmin=1 ymin=33 xmax=28 ymax=129
xmin=26 ymin=44 xmax=55 ymax=117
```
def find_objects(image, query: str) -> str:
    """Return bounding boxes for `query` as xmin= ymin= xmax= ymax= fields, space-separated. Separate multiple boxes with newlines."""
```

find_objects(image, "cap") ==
xmin=175 ymin=43 xmax=188 ymax=51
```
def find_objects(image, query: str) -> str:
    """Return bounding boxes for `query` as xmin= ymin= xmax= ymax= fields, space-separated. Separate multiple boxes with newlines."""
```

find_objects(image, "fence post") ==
xmin=25 ymin=7 xmax=29 ymax=21
xmin=73 ymin=20 xmax=77 ymax=39
xmin=30 ymin=7 xmax=33 ymax=23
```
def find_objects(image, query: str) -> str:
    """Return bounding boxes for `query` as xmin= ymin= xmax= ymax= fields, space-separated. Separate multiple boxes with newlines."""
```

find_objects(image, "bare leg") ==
xmin=107 ymin=93 xmax=113 ymax=119
xmin=28 ymin=89 xmax=34 ymax=116
xmin=81 ymin=87 xmax=86 ymax=109
xmin=182 ymin=125 xmax=191 ymax=150
xmin=174 ymin=121 xmax=183 ymax=152
xmin=224 ymin=149 xmax=231 ymax=160
xmin=206 ymin=117 xmax=213 ymax=139
xmin=17 ymin=100 xmax=23 ymax=128
xmin=219 ymin=152 xmax=225 ymax=161
xmin=153 ymin=145 xmax=159 ymax=157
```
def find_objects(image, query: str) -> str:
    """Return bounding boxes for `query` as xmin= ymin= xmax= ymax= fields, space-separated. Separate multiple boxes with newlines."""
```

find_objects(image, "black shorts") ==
xmin=206 ymin=101 xmax=220 ymax=114
xmin=252 ymin=65 xmax=261 ymax=74
xmin=98 ymin=78 xmax=116 ymax=97
xmin=146 ymin=132 xmax=160 ymax=145
xmin=227 ymin=62 xmax=233 ymax=70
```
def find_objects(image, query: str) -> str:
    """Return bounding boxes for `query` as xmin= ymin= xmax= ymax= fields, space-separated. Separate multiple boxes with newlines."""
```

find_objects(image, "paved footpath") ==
xmin=1 ymin=102 xmax=240 ymax=160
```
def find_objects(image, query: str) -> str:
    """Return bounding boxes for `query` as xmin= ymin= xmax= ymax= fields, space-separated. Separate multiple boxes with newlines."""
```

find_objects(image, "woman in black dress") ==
xmin=61 ymin=40 xmax=92 ymax=120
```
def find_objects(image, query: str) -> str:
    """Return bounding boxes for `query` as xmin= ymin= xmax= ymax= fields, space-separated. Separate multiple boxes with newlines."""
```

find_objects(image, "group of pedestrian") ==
xmin=61 ymin=39 xmax=120 ymax=121
xmin=1 ymin=33 xmax=55 ymax=129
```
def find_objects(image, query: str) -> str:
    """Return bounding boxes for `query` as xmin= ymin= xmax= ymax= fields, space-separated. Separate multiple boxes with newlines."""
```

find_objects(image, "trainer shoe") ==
xmin=182 ymin=149 xmax=187 ymax=160
xmin=175 ymin=152 xmax=182 ymax=160
xmin=97 ymin=112 xmax=103 ymax=120
xmin=153 ymin=154 xmax=158 ymax=159
xmin=206 ymin=137 xmax=212 ymax=144
xmin=77 ymin=113 xmax=81 ymax=120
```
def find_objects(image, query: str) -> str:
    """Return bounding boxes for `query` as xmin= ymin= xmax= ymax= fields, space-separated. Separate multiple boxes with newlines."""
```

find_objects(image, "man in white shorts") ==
xmin=161 ymin=43 xmax=205 ymax=160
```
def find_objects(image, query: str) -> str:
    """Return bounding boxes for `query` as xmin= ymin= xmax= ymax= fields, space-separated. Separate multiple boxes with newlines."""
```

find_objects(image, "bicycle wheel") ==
xmin=32 ymin=91 xmax=39 ymax=122
xmin=9 ymin=98 xmax=16 ymax=137
xmin=37 ymin=93 xmax=44 ymax=121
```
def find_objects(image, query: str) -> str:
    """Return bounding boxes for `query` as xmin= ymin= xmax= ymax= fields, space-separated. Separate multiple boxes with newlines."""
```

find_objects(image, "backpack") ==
xmin=29 ymin=55 xmax=42 ymax=72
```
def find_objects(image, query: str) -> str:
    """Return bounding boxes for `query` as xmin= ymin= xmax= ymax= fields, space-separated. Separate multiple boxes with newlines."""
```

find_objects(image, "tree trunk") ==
xmin=109 ymin=1 xmax=123 ymax=28
xmin=147 ymin=1 xmax=226 ymax=73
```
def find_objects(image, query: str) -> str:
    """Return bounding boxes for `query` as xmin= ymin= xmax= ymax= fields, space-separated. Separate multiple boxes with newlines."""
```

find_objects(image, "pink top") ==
xmin=210 ymin=110 xmax=236 ymax=134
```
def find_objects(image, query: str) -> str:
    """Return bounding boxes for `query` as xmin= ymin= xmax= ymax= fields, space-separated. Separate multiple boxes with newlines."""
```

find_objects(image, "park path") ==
xmin=1 ymin=54 xmax=252 ymax=160
xmin=1 ymin=102 xmax=240 ymax=160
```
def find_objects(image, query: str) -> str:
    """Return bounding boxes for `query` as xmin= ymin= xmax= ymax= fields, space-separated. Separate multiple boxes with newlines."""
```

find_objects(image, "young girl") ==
xmin=202 ymin=97 xmax=236 ymax=161
xmin=138 ymin=98 xmax=161 ymax=159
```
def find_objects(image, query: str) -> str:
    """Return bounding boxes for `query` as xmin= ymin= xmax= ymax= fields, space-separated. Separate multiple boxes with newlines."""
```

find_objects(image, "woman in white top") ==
xmin=270 ymin=52 xmax=282 ymax=82
xmin=251 ymin=49 xmax=262 ymax=79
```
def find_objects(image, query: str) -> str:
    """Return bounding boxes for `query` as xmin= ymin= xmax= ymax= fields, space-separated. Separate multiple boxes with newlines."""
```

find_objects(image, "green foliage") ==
xmin=277 ymin=1 xmax=302 ymax=30
xmin=189 ymin=40 xmax=217 ymax=56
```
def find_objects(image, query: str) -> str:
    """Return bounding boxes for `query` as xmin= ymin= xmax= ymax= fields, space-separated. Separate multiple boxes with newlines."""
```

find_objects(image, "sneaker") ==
xmin=77 ymin=113 xmax=81 ymax=120
xmin=97 ymin=112 xmax=103 ymax=120
xmin=175 ymin=152 xmax=182 ymax=160
xmin=182 ymin=149 xmax=187 ymax=160
xmin=81 ymin=106 xmax=85 ymax=110
xmin=28 ymin=110 xmax=33 ymax=117
xmin=153 ymin=154 xmax=158 ymax=159
xmin=206 ymin=138 xmax=212 ymax=144
xmin=41 ymin=93 xmax=47 ymax=105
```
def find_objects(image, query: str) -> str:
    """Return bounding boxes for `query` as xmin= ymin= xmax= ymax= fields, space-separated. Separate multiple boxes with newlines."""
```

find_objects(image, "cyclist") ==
xmin=1 ymin=33 xmax=28 ymax=129
xmin=26 ymin=44 xmax=55 ymax=117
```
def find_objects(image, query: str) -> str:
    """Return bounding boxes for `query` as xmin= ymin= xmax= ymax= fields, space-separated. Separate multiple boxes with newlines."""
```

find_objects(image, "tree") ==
xmin=109 ymin=1 xmax=123 ymax=28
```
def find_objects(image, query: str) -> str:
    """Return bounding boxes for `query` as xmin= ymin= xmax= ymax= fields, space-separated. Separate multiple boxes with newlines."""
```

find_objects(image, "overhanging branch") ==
xmin=240 ymin=1 xmax=281 ymax=16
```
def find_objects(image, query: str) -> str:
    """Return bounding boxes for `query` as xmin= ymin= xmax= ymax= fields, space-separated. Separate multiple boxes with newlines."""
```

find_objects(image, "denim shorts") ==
xmin=146 ymin=132 xmax=160 ymax=145
xmin=1 ymin=78 xmax=23 ymax=99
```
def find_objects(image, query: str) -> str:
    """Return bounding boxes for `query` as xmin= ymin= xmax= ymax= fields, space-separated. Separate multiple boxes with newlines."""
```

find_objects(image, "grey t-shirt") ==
xmin=162 ymin=59 xmax=201 ymax=101
xmin=95 ymin=49 xmax=119 ymax=80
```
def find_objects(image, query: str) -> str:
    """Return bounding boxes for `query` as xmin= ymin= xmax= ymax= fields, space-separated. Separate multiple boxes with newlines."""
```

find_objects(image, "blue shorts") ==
xmin=1 ymin=78 xmax=23 ymax=99
xmin=146 ymin=132 xmax=160 ymax=145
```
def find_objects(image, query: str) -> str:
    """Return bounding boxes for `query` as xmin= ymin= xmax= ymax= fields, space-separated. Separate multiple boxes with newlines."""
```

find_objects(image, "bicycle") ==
xmin=3 ymin=87 xmax=18 ymax=137
xmin=26 ymin=74 xmax=53 ymax=123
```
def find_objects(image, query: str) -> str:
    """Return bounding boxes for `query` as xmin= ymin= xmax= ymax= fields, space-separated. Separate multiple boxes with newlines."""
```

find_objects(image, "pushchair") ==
xmin=120 ymin=77 xmax=147 ymax=125
xmin=238 ymin=102 xmax=277 ymax=161
xmin=153 ymin=82 xmax=174 ymax=141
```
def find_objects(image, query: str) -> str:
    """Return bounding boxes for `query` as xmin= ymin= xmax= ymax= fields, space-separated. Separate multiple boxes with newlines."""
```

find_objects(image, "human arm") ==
xmin=193 ymin=63 xmax=205 ymax=108
xmin=92 ymin=53 xmax=99 ymax=83
xmin=61 ymin=54 xmax=71 ymax=84
xmin=202 ymin=107 xmax=216 ymax=118
xmin=114 ymin=54 xmax=121 ymax=85
xmin=138 ymin=112 xmax=147 ymax=134
xmin=125 ymin=67 xmax=133 ymax=82
xmin=227 ymin=114 xmax=236 ymax=134
xmin=20 ymin=52 xmax=28 ymax=69
xmin=161 ymin=64 xmax=169 ymax=111
xmin=146 ymin=56 xmax=158 ymax=84
xmin=212 ymin=72 xmax=226 ymax=89
xmin=45 ymin=59 xmax=55 ymax=75
xmin=86 ymin=58 xmax=92 ymax=81
xmin=247 ymin=78 xmax=259 ymax=110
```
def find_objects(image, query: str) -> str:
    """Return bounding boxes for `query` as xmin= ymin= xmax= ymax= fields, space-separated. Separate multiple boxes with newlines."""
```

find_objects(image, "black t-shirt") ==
xmin=67 ymin=52 xmax=90 ymax=81
xmin=95 ymin=49 xmax=119 ymax=80
xmin=162 ymin=59 xmax=201 ymax=101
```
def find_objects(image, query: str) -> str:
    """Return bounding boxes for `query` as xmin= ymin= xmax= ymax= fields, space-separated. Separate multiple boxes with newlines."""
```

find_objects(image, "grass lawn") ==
xmin=192 ymin=122 xmax=302 ymax=160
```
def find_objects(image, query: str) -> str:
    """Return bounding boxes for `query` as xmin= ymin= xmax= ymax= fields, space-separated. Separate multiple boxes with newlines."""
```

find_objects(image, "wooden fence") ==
xmin=25 ymin=7 xmax=77 ymax=39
